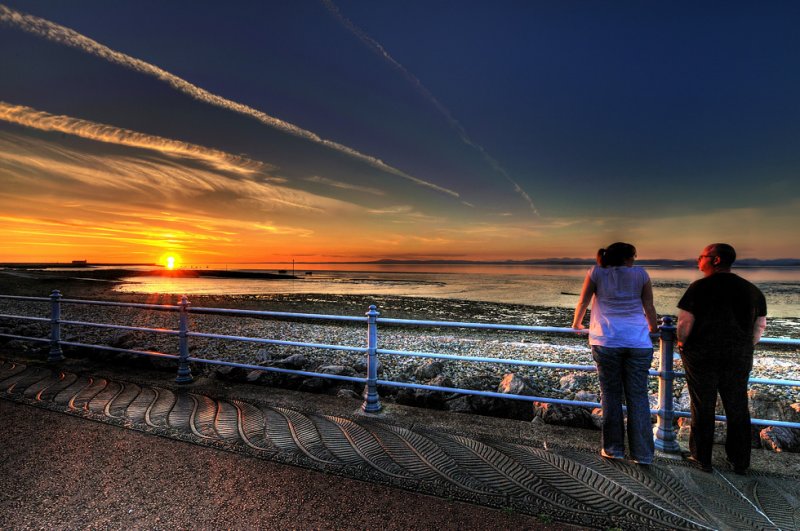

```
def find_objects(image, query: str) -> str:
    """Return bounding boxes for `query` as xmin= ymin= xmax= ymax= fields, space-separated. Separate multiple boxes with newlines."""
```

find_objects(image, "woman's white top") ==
xmin=588 ymin=265 xmax=652 ymax=348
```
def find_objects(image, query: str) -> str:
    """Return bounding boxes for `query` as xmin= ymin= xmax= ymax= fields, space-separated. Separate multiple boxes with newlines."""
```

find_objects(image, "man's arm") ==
xmin=753 ymin=316 xmax=767 ymax=345
xmin=676 ymin=309 xmax=695 ymax=350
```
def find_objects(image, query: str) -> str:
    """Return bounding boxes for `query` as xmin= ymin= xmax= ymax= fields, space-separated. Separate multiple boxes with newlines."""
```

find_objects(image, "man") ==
xmin=676 ymin=243 xmax=767 ymax=474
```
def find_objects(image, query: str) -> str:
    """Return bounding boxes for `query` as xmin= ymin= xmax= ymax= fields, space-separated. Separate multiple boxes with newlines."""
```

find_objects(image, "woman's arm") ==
xmin=641 ymin=280 xmax=659 ymax=333
xmin=572 ymin=274 xmax=596 ymax=329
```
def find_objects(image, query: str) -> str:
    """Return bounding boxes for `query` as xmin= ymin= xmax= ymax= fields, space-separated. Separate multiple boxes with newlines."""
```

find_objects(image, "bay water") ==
xmin=115 ymin=263 xmax=800 ymax=320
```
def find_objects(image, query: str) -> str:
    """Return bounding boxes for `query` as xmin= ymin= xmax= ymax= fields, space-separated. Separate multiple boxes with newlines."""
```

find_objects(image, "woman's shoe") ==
xmin=600 ymin=449 xmax=622 ymax=459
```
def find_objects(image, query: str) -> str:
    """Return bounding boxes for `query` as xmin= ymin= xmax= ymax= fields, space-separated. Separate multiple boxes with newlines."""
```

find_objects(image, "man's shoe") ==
xmin=681 ymin=451 xmax=712 ymax=473
xmin=726 ymin=459 xmax=748 ymax=475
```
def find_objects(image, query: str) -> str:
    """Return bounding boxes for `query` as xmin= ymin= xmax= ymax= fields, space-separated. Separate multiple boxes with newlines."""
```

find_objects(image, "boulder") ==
xmin=319 ymin=365 xmax=355 ymax=377
xmin=337 ymin=389 xmax=361 ymax=400
xmin=559 ymin=372 xmax=596 ymax=394
xmin=212 ymin=365 xmax=249 ymax=382
xmin=414 ymin=361 xmax=444 ymax=381
xmin=749 ymin=390 xmax=800 ymax=423
xmin=760 ymin=426 xmax=800 ymax=452
xmin=353 ymin=357 xmax=383 ymax=375
xmin=533 ymin=401 xmax=596 ymax=429
xmin=396 ymin=375 xmax=453 ymax=409
xmin=272 ymin=353 xmax=307 ymax=370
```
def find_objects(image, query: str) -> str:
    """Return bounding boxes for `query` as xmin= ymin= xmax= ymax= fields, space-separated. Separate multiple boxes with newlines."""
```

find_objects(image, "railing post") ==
xmin=175 ymin=295 xmax=193 ymax=383
xmin=654 ymin=315 xmax=680 ymax=453
xmin=48 ymin=289 xmax=64 ymax=362
xmin=361 ymin=304 xmax=382 ymax=412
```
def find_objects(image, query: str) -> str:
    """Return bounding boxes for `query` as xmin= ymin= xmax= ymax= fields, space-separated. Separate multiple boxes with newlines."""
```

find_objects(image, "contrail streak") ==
xmin=0 ymin=4 xmax=461 ymax=200
xmin=322 ymin=0 xmax=539 ymax=215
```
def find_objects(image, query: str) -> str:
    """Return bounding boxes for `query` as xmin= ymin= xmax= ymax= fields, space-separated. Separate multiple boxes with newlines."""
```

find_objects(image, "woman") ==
xmin=572 ymin=242 xmax=659 ymax=464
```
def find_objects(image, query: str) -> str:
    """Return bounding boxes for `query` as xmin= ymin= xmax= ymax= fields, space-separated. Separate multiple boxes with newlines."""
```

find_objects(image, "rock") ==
xmin=414 ymin=361 xmax=444 ymax=381
xmin=213 ymin=365 xmax=249 ymax=382
xmin=272 ymin=354 xmax=307 ymax=370
xmin=1 ymin=339 xmax=30 ymax=353
xmin=760 ymin=426 xmax=800 ymax=452
xmin=498 ymin=373 xmax=536 ymax=395
xmin=108 ymin=332 xmax=138 ymax=349
xmin=396 ymin=375 xmax=453 ymax=409
xmin=676 ymin=418 xmax=761 ymax=448
xmin=255 ymin=348 xmax=273 ymax=363
xmin=319 ymin=365 xmax=355 ymax=377
xmin=533 ymin=401 xmax=596 ymax=429
xmin=559 ymin=372 xmax=595 ymax=394
xmin=298 ymin=377 xmax=328 ymax=393
xmin=590 ymin=407 xmax=604 ymax=429
xmin=353 ymin=357 xmax=383 ymax=375
xmin=337 ymin=389 xmax=361 ymax=400
xmin=497 ymin=373 xmax=541 ymax=421
xmin=749 ymin=389 xmax=800 ymax=423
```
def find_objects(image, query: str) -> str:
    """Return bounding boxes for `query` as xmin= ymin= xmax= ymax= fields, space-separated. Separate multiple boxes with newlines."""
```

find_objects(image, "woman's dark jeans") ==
xmin=591 ymin=345 xmax=655 ymax=463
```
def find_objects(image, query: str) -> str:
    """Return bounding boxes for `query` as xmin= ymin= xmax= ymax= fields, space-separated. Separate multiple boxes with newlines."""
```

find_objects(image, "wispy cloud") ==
xmin=0 ymin=102 xmax=267 ymax=174
xmin=304 ymin=175 xmax=385 ymax=196
xmin=0 ymin=128 xmax=360 ymax=216
xmin=0 ymin=4 xmax=462 ymax=200
xmin=322 ymin=0 xmax=538 ymax=215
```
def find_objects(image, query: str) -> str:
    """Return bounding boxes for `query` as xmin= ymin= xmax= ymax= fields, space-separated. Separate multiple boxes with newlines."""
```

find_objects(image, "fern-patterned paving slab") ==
xmin=2 ymin=361 xmax=797 ymax=530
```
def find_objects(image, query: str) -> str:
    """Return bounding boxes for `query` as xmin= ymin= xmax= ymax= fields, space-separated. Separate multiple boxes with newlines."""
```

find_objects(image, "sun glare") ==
xmin=160 ymin=253 xmax=180 ymax=269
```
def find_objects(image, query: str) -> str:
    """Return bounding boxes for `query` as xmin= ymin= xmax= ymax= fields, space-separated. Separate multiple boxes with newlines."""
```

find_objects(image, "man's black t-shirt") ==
xmin=678 ymin=272 xmax=767 ymax=351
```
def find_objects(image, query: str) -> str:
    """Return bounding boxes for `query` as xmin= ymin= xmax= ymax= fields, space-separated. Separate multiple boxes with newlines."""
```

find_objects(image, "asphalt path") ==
xmin=0 ymin=400 xmax=574 ymax=530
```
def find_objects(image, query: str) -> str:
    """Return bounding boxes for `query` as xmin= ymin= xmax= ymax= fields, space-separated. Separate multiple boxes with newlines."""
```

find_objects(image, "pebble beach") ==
xmin=2 ymin=270 xmax=799 ymax=408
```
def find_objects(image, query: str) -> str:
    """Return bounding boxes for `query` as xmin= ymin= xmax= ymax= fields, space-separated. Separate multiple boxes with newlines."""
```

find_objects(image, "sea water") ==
xmin=114 ymin=263 xmax=800 ymax=319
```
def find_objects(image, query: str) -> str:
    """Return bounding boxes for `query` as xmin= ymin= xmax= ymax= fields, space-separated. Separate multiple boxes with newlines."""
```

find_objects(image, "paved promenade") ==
xmin=2 ymin=355 xmax=799 ymax=530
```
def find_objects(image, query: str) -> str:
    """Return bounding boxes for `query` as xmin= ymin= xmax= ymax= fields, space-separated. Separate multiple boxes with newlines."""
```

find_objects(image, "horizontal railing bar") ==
xmin=758 ymin=337 xmax=800 ymax=346
xmin=60 ymin=298 xmax=180 ymax=311
xmin=187 ymin=331 xmax=367 ymax=353
xmin=377 ymin=317 xmax=585 ymax=335
xmin=749 ymin=376 xmax=800 ymax=387
xmin=0 ymin=295 xmax=49 ymax=302
xmin=375 ymin=379 xmax=601 ymax=408
xmin=376 ymin=347 xmax=597 ymax=371
xmin=671 ymin=409 xmax=800 ymax=429
xmin=59 ymin=320 xmax=179 ymax=335
xmin=0 ymin=333 xmax=49 ymax=343
xmin=670 ymin=370 xmax=800 ymax=387
xmin=186 ymin=356 xmax=367 ymax=383
xmin=58 ymin=341 xmax=179 ymax=359
xmin=0 ymin=313 xmax=50 ymax=323
xmin=190 ymin=306 xmax=364 ymax=322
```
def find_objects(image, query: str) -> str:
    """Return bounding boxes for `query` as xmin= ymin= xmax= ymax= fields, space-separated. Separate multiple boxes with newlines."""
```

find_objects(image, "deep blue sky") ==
xmin=1 ymin=1 xmax=799 ymax=261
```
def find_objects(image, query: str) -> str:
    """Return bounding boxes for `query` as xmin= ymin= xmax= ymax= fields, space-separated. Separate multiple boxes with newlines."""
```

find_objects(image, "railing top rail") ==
xmin=0 ymin=294 xmax=50 ymax=302
xmin=189 ymin=306 xmax=365 ymax=323
xmin=376 ymin=317 xmax=588 ymax=335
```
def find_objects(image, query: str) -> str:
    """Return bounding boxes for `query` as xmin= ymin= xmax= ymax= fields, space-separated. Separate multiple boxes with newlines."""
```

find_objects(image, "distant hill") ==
xmin=368 ymin=258 xmax=800 ymax=267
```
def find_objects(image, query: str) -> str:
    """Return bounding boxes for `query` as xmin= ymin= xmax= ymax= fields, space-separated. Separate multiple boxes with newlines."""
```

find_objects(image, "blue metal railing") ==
xmin=1 ymin=290 xmax=799 ymax=453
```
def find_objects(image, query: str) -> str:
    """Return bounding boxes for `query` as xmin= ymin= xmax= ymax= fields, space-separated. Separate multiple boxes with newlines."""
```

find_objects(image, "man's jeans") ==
xmin=591 ymin=345 xmax=655 ymax=463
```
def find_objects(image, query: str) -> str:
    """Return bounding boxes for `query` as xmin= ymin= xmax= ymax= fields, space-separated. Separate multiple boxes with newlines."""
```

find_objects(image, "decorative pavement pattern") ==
xmin=2 ymin=360 xmax=798 ymax=530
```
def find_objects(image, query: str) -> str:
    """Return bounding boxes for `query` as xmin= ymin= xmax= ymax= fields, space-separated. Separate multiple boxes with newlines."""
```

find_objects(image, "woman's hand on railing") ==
xmin=571 ymin=321 xmax=585 ymax=330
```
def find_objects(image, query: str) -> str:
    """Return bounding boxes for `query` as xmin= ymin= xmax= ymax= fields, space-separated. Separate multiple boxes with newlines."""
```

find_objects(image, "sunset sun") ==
xmin=160 ymin=253 xmax=180 ymax=270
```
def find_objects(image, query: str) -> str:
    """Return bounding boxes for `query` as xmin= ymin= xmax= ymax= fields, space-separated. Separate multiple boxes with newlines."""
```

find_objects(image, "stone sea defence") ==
xmin=1 ymin=274 xmax=799 ymax=453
